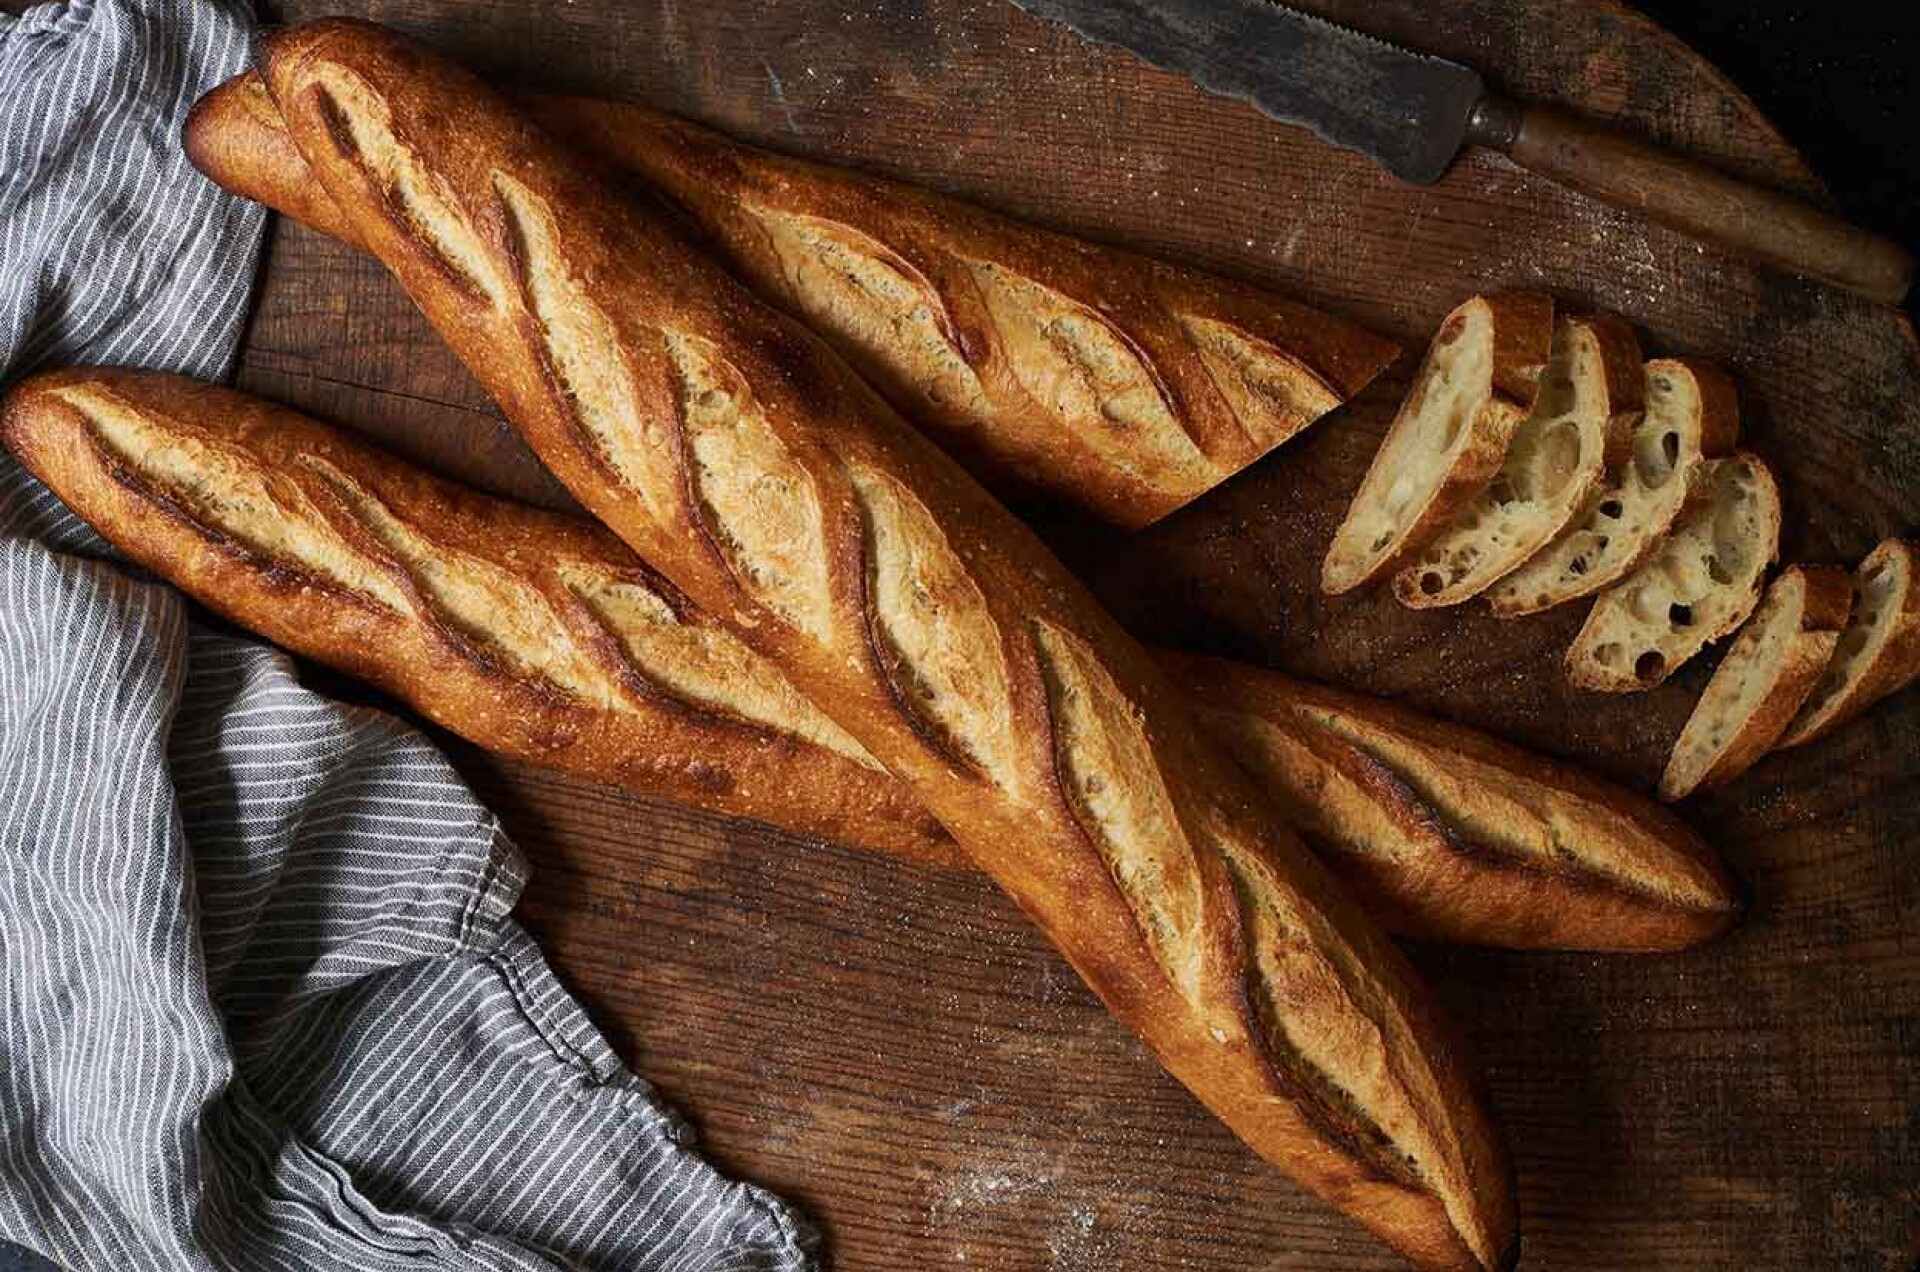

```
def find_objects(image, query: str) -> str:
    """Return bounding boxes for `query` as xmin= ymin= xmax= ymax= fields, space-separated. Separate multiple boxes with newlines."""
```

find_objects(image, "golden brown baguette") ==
xmin=1164 ymin=652 xmax=1740 ymax=951
xmin=1659 ymin=565 xmax=1852 ymax=800
xmin=4 ymin=366 xmax=1737 ymax=954
xmin=258 ymin=21 xmax=1513 ymax=1268
xmin=1322 ymin=293 xmax=1554 ymax=595
xmin=0 ymin=367 xmax=952 ymax=865
xmin=183 ymin=70 xmax=1398 ymax=530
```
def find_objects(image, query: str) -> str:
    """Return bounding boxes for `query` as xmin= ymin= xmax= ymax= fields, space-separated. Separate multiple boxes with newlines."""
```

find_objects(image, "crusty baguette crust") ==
xmin=1489 ymin=359 xmax=1740 ymax=617
xmin=184 ymin=71 xmax=1398 ymax=531
xmin=260 ymin=21 xmax=1513 ymax=1269
xmin=185 ymin=72 xmax=359 ymax=247
xmin=1393 ymin=312 xmax=1644 ymax=608
xmin=5 ymin=366 xmax=1734 ymax=955
xmin=0 ymin=367 xmax=955 ymax=865
xmin=1777 ymin=539 xmax=1920 ymax=749
xmin=1165 ymin=652 xmax=1741 ymax=951
xmin=1322 ymin=293 xmax=1553 ymax=595
xmin=1659 ymin=565 xmax=1851 ymax=800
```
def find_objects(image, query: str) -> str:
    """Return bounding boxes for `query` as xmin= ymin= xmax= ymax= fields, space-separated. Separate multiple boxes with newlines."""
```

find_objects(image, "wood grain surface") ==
xmin=237 ymin=1 xmax=1920 ymax=1266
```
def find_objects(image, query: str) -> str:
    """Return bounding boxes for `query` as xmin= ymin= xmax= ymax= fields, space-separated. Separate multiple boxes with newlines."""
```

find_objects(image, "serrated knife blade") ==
xmin=1008 ymin=0 xmax=1485 ymax=184
xmin=1006 ymin=0 xmax=1914 ymax=303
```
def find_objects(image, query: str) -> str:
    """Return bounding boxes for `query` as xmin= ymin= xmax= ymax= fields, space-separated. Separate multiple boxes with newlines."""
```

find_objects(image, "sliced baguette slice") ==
xmin=1489 ymin=359 xmax=1739 ymax=617
xmin=1777 ymin=538 xmax=1920 ymax=748
xmin=1322 ymin=293 xmax=1553 ymax=595
xmin=1659 ymin=565 xmax=1853 ymax=800
xmin=1567 ymin=452 xmax=1781 ymax=692
xmin=1394 ymin=313 xmax=1643 ymax=608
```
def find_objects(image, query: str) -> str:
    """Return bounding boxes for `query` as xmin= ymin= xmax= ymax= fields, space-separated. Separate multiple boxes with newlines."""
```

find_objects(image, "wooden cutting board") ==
xmin=239 ymin=0 xmax=1920 ymax=1266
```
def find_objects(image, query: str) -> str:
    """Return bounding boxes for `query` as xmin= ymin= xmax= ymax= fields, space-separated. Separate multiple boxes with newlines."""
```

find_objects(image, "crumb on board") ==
xmin=927 ymin=1163 xmax=1150 ymax=1269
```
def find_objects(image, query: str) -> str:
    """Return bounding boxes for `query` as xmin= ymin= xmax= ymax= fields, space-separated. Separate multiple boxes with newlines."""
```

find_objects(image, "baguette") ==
xmin=0 ymin=367 xmax=954 ymax=865
xmin=3 ymin=367 xmax=1737 ymax=953
xmin=1566 ymin=452 xmax=1782 ymax=692
xmin=256 ymin=21 xmax=1513 ymax=1268
xmin=1393 ymin=314 xmax=1643 ymax=608
xmin=1489 ymin=359 xmax=1739 ymax=617
xmin=1322 ymin=293 xmax=1554 ymax=595
xmin=1658 ymin=565 xmax=1851 ymax=800
xmin=1777 ymin=539 xmax=1920 ymax=748
xmin=1164 ymin=653 xmax=1739 ymax=951
xmin=183 ymin=71 xmax=1399 ymax=530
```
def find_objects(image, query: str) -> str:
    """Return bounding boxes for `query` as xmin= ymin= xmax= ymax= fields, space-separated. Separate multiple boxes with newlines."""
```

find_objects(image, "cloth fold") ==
xmin=0 ymin=1 xmax=814 ymax=1267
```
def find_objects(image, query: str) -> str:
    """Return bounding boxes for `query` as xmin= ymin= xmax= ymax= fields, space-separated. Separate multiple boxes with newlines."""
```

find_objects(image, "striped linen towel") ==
xmin=0 ymin=1 xmax=816 ymax=1268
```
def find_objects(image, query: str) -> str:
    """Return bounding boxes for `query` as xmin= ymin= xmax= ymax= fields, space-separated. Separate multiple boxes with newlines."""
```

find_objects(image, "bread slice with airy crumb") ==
xmin=1659 ymin=565 xmax=1852 ymax=799
xmin=1489 ymin=359 xmax=1739 ymax=617
xmin=1566 ymin=452 xmax=1781 ymax=692
xmin=1777 ymin=539 xmax=1920 ymax=748
xmin=1322 ymin=293 xmax=1553 ymax=595
xmin=1394 ymin=313 xmax=1642 ymax=608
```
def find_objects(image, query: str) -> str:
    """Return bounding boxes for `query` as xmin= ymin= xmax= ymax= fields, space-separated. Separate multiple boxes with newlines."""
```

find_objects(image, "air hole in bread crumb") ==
xmin=1595 ymin=641 xmax=1622 ymax=667
xmin=1636 ymin=650 xmax=1666 ymax=681
xmin=1599 ymin=499 xmax=1623 ymax=519
xmin=1669 ymin=603 xmax=1694 ymax=628
xmin=1661 ymin=431 xmax=1680 ymax=467
xmin=1706 ymin=553 xmax=1733 ymax=585
xmin=1420 ymin=572 xmax=1444 ymax=596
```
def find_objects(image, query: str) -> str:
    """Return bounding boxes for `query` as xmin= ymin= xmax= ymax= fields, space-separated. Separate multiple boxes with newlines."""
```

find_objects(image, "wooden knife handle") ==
xmin=1466 ymin=95 xmax=1913 ymax=305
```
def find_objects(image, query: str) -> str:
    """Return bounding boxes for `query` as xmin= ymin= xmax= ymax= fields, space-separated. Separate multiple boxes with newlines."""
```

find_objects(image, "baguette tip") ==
xmin=180 ymin=82 xmax=224 ymax=174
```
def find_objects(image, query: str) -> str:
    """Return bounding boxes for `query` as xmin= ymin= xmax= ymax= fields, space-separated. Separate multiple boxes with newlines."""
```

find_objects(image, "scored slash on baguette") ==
xmin=1393 ymin=313 xmax=1643 ymax=608
xmin=1659 ymin=565 xmax=1852 ymax=800
xmin=183 ymin=70 xmax=1400 ymax=532
xmin=1567 ymin=451 xmax=1782 ymax=692
xmin=1489 ymin=359 xmax=1739 ymax=617
xmin=1776 ymin=538 xmax=1920 ymax=749
xmin=1322 ymin=292 xmax=1554 ymax=596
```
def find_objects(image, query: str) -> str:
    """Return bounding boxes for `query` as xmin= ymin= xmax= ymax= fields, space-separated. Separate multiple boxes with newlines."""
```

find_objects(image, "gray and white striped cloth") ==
xmin=0 ymin=1 xmax=815 ymax=1268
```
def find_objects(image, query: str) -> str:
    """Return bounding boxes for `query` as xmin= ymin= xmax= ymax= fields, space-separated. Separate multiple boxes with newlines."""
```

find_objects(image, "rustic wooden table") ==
xmin=239 ymin=1 xmax=1920 ymax=1266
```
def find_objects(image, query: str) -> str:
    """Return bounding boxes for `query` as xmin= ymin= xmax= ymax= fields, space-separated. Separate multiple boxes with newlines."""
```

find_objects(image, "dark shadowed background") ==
xmin=1633 ymin=2 xmax=1919 ymax=279
xmin=0 ymin=1 xmax=1911 ymax=1268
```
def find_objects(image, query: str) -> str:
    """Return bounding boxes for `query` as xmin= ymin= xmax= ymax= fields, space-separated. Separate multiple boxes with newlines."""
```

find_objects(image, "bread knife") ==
xmin=1008 ymin=0 xmax=1914 ymax=305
